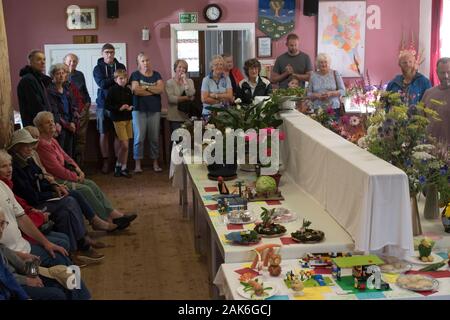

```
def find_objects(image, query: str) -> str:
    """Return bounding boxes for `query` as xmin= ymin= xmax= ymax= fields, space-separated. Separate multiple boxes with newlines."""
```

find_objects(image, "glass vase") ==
xmin=424 ymin=184 xmax=440 ymax=220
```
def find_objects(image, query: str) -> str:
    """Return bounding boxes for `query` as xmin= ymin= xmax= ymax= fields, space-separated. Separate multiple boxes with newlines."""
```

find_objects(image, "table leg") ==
xmin=181 ymin=163 xmax=188 ymax=218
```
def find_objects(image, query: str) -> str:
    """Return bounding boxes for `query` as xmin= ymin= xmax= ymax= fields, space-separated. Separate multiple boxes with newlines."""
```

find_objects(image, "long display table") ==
xmin=280 ymin=110 xmax=414 ymax=258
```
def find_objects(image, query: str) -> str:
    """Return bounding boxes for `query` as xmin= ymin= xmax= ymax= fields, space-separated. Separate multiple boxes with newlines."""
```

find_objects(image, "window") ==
xmin=441 ymin=0 xmax=450 ymax=57
xmin=176 ymin=31 xmax=199 ymax=73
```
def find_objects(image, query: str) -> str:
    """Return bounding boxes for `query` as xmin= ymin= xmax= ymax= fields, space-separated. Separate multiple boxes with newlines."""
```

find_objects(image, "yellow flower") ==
xmin=445 ymin=205 xmax=450 ymax=218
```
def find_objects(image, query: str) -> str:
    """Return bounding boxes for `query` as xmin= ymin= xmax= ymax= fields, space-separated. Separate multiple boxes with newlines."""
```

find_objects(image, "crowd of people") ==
xmin=2 ymin=32 xmax=449 ymax=300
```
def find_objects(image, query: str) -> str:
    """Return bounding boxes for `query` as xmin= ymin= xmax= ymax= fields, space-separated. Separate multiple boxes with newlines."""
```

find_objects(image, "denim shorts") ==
xmin=96 ymin=108 xmax=114 ymax=134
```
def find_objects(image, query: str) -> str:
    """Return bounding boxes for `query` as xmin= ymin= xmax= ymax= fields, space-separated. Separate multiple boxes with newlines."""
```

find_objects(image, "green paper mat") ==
xmin=335 ymin=276 xmax=391 ymax=294
xmin=285 ymin=277 xmax=333 ymax=288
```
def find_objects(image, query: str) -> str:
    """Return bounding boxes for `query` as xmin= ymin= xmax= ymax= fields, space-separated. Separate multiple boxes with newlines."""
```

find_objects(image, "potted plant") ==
xmin=205 ymin=98 xmax=284 ymax=176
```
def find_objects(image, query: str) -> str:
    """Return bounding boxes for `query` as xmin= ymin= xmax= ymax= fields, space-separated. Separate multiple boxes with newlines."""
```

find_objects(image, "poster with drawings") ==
xmin=318 ymin=1 xmax=366 ymax=77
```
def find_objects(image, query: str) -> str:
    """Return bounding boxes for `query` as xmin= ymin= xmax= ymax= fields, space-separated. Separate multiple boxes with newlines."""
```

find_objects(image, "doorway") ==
xmin=170 ymin=23 xmax=255 ymax=107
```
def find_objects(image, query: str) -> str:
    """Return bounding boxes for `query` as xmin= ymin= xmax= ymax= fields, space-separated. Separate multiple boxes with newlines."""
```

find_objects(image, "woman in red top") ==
xmin=33 ymin=111 xmax=136 ymax=228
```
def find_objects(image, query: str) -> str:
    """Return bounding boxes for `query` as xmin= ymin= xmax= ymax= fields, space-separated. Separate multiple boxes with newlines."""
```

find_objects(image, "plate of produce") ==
xmin=254 ymin=207 xmax=287 ymax=237
xmin=404 ymin=252 xmax=444 ymax=265
xmin=272 ymin=208 xmax=297 ymax=223
xmin=225 ymin=210 xmax=256 ymax=225
xmin=225 ymin=230 xmax=261 ymax=246
xmin=380 ymin=262 xmax=412 ymax=274
xmin=396 ymin=274 xmax=439 ymax=292
xmin=237 ymin=279 xmax=278 ymax=300
xmin=290 ymin=219 xmax=325 ymax=243
xmin=254 ymin=223 xmax=286 ymax=238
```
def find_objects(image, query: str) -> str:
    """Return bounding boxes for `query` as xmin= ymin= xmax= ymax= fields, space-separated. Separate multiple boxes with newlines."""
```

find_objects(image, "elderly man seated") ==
xmin=0 ymin=208 xmax=90 ymax=300
xmin=33 ymin=111 xmax=136 ymax=228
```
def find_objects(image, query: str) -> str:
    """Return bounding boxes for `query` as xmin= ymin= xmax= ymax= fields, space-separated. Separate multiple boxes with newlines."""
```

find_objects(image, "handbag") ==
xmin=333 ymin=70 xmax=345 ymax=116
xmin=177 ymin=90 xmax=200 ymax=118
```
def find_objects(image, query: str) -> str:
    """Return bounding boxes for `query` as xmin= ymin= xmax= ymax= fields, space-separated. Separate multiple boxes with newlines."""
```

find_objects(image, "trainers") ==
xmin=153 ymin=165 xmax=162 ymax=172
xmin=70 ymin=255 xmax=88 ymax=268
xmin=134 ymin=168 xmax=143 ymax=174
xmin=114 ymin=166 xmax=121 ymax=177
xmin=120 ymin=169 xmax=132 ymax=178
xmin=76 ymin=248 xmax=105 ymax=263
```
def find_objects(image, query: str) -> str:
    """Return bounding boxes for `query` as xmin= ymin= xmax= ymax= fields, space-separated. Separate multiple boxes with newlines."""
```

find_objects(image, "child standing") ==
xmin=105 ymin=69 xmax=133 ymax=178
xmin=287 ymin=76 xmax=300 ymax=88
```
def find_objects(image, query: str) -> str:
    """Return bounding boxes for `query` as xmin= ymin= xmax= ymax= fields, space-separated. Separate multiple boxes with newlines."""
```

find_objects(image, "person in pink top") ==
xmin=33 ymin=111 xmax=137 ymax=228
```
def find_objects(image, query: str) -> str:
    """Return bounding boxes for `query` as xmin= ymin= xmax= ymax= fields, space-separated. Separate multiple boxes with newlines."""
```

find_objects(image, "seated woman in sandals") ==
xmin=33 ymin=111 xmax=137 ymax=229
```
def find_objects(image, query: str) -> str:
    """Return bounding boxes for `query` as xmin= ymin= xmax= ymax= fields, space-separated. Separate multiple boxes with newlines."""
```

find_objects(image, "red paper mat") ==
xmin=234 ymin=268 xmax=259 ymax=278
xmin=280 ymin=237 xmax=298 ymax=245
xmin=227 ymin=224 xmax=244 ymax=230
xmin=266 ymin=200 xmax=282 ymax=205
xmin=204 ymin=187 xmax=218 ymax=192
xmin=405 ymin=270 xmax=450 ymax=278
xmin=312 ymin=267 xmax=333 ymax=275
xmin=205 ymin=204 xmax=218 ymax=211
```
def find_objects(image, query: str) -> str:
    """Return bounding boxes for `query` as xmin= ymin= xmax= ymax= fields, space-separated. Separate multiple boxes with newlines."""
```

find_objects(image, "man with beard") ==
xmin=271 ymin=33 xmax=312 ymax=89
xmin=387 ymin=51 xmax=431 ymax=106
xmin=422 ymin=57 xmax=450 ymax=147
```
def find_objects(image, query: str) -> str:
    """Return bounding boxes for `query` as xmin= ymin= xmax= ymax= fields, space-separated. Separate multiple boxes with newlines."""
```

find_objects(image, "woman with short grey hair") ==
xmin=46 ymin=63 xmax=78 ymax=157
xmin=307 ymin=53 xmax=346 ymax=117
xmin=200 ymin=55 xmax=233 ymax=119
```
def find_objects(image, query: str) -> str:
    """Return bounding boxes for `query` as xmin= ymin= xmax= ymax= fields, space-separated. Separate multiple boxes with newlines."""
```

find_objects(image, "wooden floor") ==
xmin=80 ymin=165 xmax=210 ymax=300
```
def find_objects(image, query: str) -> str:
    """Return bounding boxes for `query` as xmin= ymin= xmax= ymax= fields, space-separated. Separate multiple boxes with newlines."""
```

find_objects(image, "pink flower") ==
xmin=326 ymin=107 xmax=334 ymax=115
xmin=245 ymin=132 xmax=257 ymax=142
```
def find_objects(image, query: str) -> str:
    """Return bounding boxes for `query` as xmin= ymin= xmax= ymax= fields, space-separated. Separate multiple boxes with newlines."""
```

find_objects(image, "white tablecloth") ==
xmin=214 ymin=258 xmax=450 ymax=300
xmin=280 ymin=110 xmax=413 ymax=258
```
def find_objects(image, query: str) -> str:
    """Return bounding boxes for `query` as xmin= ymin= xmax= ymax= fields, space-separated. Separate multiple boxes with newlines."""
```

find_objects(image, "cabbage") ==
xmin=256 ymin=176 xmax=277 ymax=193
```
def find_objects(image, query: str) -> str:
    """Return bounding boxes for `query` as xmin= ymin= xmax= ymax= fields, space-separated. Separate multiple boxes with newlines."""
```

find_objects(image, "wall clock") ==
xmin=203 ymin=4 xmax=222 ymax=23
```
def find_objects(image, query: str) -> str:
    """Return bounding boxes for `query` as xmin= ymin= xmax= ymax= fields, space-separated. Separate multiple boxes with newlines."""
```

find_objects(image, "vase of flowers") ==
xmin=423 ymin=184 xmax=440 ymax=220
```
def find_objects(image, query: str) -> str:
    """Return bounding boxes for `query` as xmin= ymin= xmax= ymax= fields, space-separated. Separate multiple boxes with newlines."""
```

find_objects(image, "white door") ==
xmin=44 ymin=43 xmax=127 ymax=105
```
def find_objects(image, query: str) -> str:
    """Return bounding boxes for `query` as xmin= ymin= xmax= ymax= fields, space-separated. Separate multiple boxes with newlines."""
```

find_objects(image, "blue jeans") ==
xmin=23 ymin=274 xmax=90 ymax=300
xmin=30 ymin=232 xmax=72 ymax=267
xmin=132 ymin=111 xmax=161 ymax=160
xmin=68 ymin=190 xmax=95 ymax=221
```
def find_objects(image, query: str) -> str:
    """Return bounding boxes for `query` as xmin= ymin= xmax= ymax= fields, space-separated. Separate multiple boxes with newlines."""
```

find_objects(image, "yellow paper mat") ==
xmin=382 ymin=273 xmax=399 ymax=284
xmin=244 ymin=223 xmax=256 ymax=230
xmin=208 ymin=211 xmax=220 ymax=218
xmin=293 ymin=286 xmax=332 ymax=300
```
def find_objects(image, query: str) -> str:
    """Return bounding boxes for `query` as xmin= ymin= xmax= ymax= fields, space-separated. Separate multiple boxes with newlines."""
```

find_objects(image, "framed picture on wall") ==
xmin=66 ymin=6 xmax=98 ymax=30
xmin=257 ymin=37 xmax=272 ymax=58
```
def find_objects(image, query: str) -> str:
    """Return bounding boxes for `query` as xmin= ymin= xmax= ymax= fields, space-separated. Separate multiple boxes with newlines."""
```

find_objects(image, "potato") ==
xmin=428 ymin=256 xmax=434 ymax=262
xmin=421 ymin=256 xmax=429 ymax=262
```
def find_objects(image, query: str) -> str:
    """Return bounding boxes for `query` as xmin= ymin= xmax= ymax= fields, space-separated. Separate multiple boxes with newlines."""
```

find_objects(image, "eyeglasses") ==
xmin=0 ymin=220 xmax=9 ymax=229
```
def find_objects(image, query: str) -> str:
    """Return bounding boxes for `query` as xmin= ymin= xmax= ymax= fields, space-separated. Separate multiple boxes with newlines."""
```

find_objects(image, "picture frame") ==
xmin=257 ymin=37 xmax=272 ymax=58
xmin=66 ymin=6 xmax=98 ymax=30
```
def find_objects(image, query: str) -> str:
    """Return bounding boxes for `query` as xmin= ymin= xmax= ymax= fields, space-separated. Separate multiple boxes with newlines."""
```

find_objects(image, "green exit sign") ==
xmin=179 ymin=12 xmax=198 ymax=23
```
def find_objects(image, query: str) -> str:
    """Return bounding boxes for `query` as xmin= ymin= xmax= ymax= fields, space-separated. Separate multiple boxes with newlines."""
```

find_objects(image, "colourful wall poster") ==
xmin=318 ymin=1 xmax=366 ymax=77
xmin=258 ymin=0 xmax=295 ymax=40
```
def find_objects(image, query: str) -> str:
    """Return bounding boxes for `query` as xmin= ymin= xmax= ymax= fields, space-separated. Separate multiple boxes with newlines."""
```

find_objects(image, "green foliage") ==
xmin=206 ymin=98 xmax=283 ymax=132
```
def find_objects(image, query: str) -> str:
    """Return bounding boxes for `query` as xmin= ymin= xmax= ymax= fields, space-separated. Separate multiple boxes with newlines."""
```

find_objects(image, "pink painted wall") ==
xmin=3 ymin=0 xmax=420 ymax=109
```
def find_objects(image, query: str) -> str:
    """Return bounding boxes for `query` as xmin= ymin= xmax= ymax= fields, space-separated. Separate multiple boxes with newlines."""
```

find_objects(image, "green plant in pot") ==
xmin=205 ymin=98 xmax=284 ymax=177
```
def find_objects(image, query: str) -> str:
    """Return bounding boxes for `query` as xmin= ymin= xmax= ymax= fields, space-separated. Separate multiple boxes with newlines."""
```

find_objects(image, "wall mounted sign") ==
xmin=179 ymin=12 xmax=198 ymax=24
xmin=318 ymin=1 xmax=366 ymax=77
xmin=258 ymin=0 xmax=295 ymax=40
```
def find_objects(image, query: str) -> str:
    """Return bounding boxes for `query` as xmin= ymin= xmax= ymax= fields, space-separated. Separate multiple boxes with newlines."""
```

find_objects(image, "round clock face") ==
xmin=205 ymin=5 xmax=222 ymax=22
